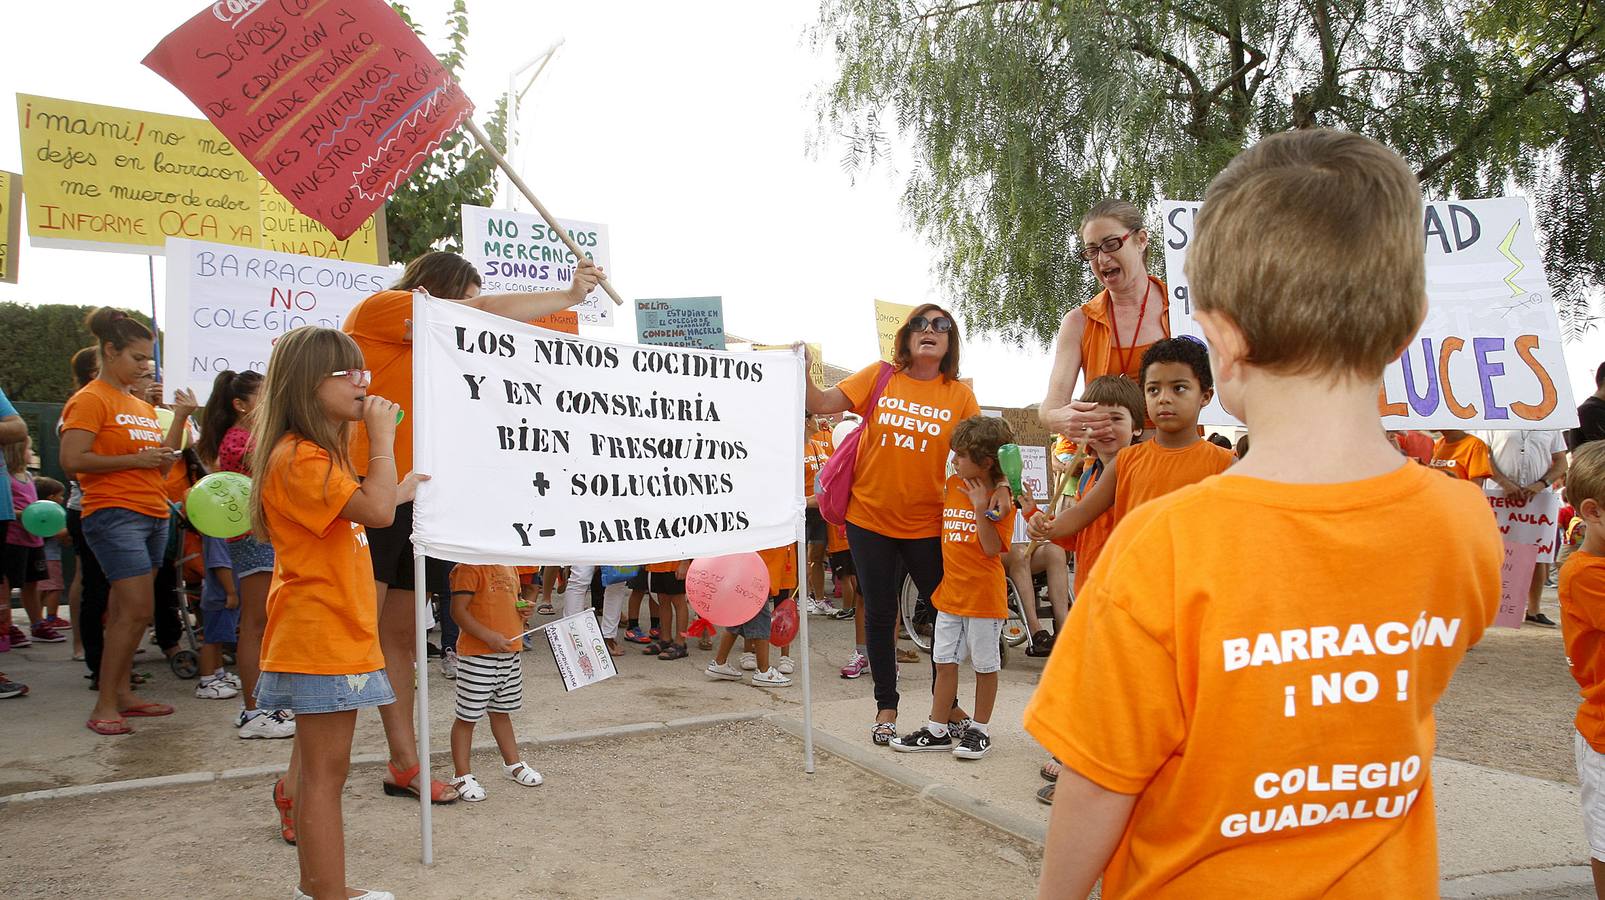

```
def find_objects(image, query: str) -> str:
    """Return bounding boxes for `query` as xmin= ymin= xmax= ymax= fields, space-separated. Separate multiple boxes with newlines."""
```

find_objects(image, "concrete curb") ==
xmin=1439 ymin=864 xmax=1595 ymax=898
xmin=0 ymin=710 xmax=770 ymax=808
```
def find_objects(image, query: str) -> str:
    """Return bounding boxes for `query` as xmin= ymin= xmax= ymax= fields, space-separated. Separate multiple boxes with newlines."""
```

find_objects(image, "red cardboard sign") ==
xmin=144 ymin=0 xmax=473 ymax=240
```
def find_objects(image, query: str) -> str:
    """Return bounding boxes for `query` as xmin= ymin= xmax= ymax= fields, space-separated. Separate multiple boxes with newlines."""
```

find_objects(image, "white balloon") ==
xmin=832 ymin=420 xmax=859 ymax=447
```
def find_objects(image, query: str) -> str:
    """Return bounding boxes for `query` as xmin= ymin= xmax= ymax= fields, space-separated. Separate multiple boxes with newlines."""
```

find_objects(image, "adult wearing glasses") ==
xmin=342 ymin=251 xmax=602 ymax=804
xmin=805 ymin=304 xmax=980 ymax=747
xmin=1040 ymin=199 xmax=1171 ymax=440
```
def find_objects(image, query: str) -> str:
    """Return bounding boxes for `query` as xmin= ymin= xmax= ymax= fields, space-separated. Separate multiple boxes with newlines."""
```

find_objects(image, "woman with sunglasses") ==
xmin=805 ymin=304 xmax=980 ymax=746
xmin=342 ymin=251 xmax=602 ymax=805
xmin=1041 ymin=199 xmax=1171 ymax=441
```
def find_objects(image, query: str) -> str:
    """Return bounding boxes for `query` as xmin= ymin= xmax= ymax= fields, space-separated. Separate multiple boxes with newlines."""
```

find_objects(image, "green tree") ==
xmin=0 ymin=303 xmax=153 ymax=402
xmin=814 ymin=0 xmax=1605 ymax=344
xmin=384 ymin=0 xmax=509 ymax=263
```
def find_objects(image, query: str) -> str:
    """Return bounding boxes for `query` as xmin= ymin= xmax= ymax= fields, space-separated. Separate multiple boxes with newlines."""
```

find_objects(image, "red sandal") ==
xmin=381 ymin=760 xmax=459 ymax=803
xmin=273 ymin=778 xmax=297 ymax=844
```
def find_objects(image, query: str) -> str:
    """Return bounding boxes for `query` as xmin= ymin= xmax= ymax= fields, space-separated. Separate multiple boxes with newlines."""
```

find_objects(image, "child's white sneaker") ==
xmin=238 ymin=708 xmax=296 ymax=739
xmin=442 ymin=648 xmax=457 ymax=680
xmin=705 ymin=661 xmax=743 ymax=681
xmin=777 ymin=655 xmax=796 ymax=674
xmin=217 ymin=671 xmax=242 ymax=690
xmin=504 ymin=760 xmax=543 ymax=786
xmin=195 ymin=675 xmax=239 ymax=700
xmin=752 ymin=667 xmax=792 ymax=687
xmin=294 ymin=890 xmax=393 ymax=900
xmin=738 ymin=651 xmax=758 ymax=670
xmin=452 ymin=773 xmax=487 ymax=802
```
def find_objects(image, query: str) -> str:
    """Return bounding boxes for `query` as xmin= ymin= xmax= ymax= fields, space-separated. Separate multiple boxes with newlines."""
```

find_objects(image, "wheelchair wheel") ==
xmin=898 ymin=574 xmax=933 ymax=652
xmin=1002 ymin=578 xmax=1030 ymax=647
xmin=170 ymin=649 xmax=201 ymax=679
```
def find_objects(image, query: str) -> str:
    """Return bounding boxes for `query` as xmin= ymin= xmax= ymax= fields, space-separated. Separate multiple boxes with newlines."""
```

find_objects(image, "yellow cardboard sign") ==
xmin=754 ymin=343 xmax=826 ymax=388
xmin=875 ymin=298 xmax=916 ymax=363
xmin=16 ymin=94 xmax=383 ymax=263
xmin=0 ymin=170 xmax=19 ymax=284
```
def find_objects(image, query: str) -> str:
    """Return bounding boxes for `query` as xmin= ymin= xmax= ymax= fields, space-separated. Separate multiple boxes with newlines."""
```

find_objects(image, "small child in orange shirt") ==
xmin=448 ymin=563 xmax=544 ymax=803
xmin=890 ymin=415 xmax=1015 ymax=759
xmin=1560 ymin=443 xmax=1605 ymax=895
xmin=1431 ymin=429 xmax=1494 ymax=485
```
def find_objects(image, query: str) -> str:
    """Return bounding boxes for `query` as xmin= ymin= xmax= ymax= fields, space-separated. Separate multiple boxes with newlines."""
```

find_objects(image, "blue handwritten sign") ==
xmin=635 ymin=296 xmax=725 ymax=350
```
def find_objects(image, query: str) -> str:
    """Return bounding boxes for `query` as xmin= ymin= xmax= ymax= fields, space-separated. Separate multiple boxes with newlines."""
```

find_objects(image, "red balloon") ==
xmin=685 ymin=553 xmax=770 ymax=627
xmin=770 ymin=598 xmax=799 ymax=647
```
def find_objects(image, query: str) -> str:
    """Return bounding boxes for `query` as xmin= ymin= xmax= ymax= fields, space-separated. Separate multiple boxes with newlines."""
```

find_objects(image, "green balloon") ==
xmin=998 ymin=443 xmax=1024 ymax=497
xmin=186 ymin=472 xmax=253 ymax=538
xmin=21 ymin=500 xmax=66 ymax=538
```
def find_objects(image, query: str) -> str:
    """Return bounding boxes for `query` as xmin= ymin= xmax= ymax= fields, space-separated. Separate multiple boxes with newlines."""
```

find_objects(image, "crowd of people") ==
xmin=2 ymin=127 xmax=1604 ymax=899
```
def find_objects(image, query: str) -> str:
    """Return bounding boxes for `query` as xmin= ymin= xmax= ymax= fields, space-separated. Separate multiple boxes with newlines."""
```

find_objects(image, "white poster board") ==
xmin=542 ymin=610 xmax=618 ymax=691
xmin=1486 ymin=488 xmax=1561 ymax=564
xmin=411 ymin=295 xmax=803 ymax=565
xmin=461 ymin=204 xmax=612 ymax=325
xmin=1020 ymin=444 xmax=1050 ymax=502
xmin=1161 ymin=196 xmax=1577 ymax=430
xmin=163 ymin=238 xmax=394 ymax=402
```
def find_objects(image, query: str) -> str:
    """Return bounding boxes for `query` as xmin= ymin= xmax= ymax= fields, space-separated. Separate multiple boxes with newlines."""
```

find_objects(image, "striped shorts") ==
xmin=453 ymin=652 xmax=523 ymax=722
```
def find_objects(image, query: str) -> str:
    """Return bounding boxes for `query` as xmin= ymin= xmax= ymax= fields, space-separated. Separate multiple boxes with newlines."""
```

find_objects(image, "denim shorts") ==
xmin=254 ymin=669 xmax=396 ymax=715
xmin=932 ymin=611 xmax=1004 ymax=673
xmin=199 ymin=601 xmax=240 ymax=645
xmin=726 ymin=600 xmax=774 ymax=640
xmin=81 ymin=507 xmax=170 ymax=582
xmin=225 ymin=534 xmax=276 ymax=579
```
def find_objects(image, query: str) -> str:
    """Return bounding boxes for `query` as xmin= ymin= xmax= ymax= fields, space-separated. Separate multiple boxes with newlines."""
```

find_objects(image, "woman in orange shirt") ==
xmin=248 ymin=326 xmax=422 ymax=900
xmin=805 ymin=303 xmax=980 ymax=745
xmin=60 ymin=308 xmax=196 ymax=736
xmin=1040 ymin=199 xmax=1171 ymax=440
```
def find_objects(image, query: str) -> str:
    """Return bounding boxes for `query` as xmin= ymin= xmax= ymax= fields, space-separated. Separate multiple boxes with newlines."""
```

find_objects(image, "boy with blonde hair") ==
xmin=1025 ymin=130 xmax=1500 ymax=897
xmin=1561 ymin=442 xmax=1605 ymax=898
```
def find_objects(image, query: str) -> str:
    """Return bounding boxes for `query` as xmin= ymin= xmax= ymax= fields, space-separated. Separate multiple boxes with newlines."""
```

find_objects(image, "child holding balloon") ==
xmin=5 ymin=434 xmax=67 ymax=645
xmin=32 ymin=477 xmax=70 ymax=630
xmin=248 ymin=326 xmax=422 ymax=900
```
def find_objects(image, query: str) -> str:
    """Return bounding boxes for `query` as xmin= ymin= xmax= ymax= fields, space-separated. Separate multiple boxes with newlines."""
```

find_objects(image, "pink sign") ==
xmin=1495 ymin=540 xmax=1540 ymax=628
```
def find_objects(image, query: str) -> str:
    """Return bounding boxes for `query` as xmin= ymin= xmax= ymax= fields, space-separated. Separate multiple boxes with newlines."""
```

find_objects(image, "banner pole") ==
xmin=796 ymin=346 xmax=816 ymax=774
xmin=460 ymin=118 xmax=624 ymax=308
xmin=147 ymin=255 xmax=162 ymax=380
xmin=414 ymin=545 xmax=432 ymax=865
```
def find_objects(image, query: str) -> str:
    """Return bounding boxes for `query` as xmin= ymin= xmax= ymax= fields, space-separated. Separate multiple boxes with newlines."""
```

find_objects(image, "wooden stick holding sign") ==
xmin=1024 ymin=448 xmax=1086 ymax=559
xmin=461 ymin=118 xmax=624 ymax=308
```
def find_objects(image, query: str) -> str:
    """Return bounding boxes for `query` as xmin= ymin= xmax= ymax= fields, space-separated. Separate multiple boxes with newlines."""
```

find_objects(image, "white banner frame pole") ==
xmin=411 ymin=290 xmax=434 ymax=865
xmin=795 ymin=346 xmax=816 ymax=773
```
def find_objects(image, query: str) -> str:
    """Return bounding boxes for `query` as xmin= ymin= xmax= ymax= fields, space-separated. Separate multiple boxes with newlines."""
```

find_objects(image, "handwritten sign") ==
xmin=542 ymin=610 xmax=617 ymax=691
xmin=15 ymin=95 xmax=383 ymax=261
xmin=164 ymin=237 xmax=392 ymax=402
xmin=411 ymin=296 xmax=803 ymax=565
xmin=875 ymin=298 xmax=915 ymax=363
xmin=1495 ymin=541 xmax=1539 ymax=628
xmin=1162 ymin=196 xmax=1577 ymax=430
xmin=635 ymin=297 xmax=725 ymax=350
xmin=755 ymin=343 xmax=826 ymax=388
xmin=1486 ymin=487 xmax=1561 ymax=564
xmin=461 ymin=204 xmax=612 ymax=325
xmin=0 ymin=170 xmax=19 ymax=283
xmin=143 ymin=0 xmax=473 ymax=240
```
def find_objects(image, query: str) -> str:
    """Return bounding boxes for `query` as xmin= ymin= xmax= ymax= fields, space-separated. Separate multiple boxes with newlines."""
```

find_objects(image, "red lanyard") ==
xmin=1108 ymin=279 xmax=1152 ymax=379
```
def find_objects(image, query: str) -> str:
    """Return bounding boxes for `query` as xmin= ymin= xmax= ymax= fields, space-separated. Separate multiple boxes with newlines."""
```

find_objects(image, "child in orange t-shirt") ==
xmin=1054 ymin=374 xmax=1145 ymax=595
xmin=448 ymin=563 xmax=544 ymax=803
xmin=1023 ymin=131 xmax=1500 ymax=898
xmin=1560 ymin=443 xmax=1605 ymax=894
xmin=891 ymin=415 xmax=1015 ymax=759
xmin=1430 ymin=430 xmax=1494 ymax=485
xmin=248 ymin=326 xmax=424 ymax=899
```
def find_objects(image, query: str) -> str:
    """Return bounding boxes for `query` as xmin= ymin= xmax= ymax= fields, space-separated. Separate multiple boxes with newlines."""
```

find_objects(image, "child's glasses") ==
xmin=328 ymin=369 xmax=372 ymax=387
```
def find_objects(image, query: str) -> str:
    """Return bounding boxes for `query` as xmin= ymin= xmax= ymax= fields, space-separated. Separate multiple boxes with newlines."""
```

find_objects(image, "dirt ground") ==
xmin=2 ymin=720 xmax=1042 ymax=899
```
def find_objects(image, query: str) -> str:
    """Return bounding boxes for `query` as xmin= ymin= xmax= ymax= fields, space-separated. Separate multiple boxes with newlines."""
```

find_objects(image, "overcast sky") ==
xmin=1 ymin=1 xmax=1600 ymax=410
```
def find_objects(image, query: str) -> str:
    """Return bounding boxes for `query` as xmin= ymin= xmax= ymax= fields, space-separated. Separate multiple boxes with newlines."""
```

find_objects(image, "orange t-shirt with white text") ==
xmin=1112 ymin=438 xmax=1235 ymax=523
xmin=450 ymin=564 xmax=525 ymax=657
xmin=344 ymin=289 xmax=414 ymax=478
xmin=1561 ymin=551 xmax=1605 ymax=752
xmin=61 ymin=381 xmax=171 ymax=519
xmin=836 ymin=363 xmax=980 ymax=539
xmin=1024 ymin=463 xmax=1500 ymax=897
xmin=259 ymin=437 xmax=381 ymax=675
xmin=804 ymin=438 xmax=830 ymax=498
xmin=758 ymin=544 xmax=798 ymax=595
xmin=1430 ymin=434 xmax=1493 ymax=482
xmin=933 ymin=476 xmax=1013 ymax=618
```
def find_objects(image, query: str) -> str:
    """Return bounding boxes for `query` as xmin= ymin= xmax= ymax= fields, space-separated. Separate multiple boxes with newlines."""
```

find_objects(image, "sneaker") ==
xmin=953 ymin=728 xmax=992 ymax=759
xmin=0 ymin=673 xmax=27 ymax=699
xmin=196 ymin=676 xmax=240 ymax=700
xmin=623 ymin=626 xmax=651 ymax=645
xmin=1526 ymin=612 xmax=1559 ymax=628
xmin=831 ymin=606 xmax=856 ymax=620
xmin=7 ymin=626 xmax=31 ymax=648
xmin=777 ymin=655 xmax=796 ymax=675
xmin=948 ymin=716 xmax=973 ymax=738
xmin=219 ymin=671 xmax=243 ymax=690
xmin=43 ymin=614 xmax=71 ymax=630
xmin=738 ymin=651 xmax=758 ymax=671
xmin=751 ymin=667 xmax=792 ymax=687
xmin=839 ymin=652 xmax=868 ymax=679
xmin=810 ymin=600 xmax=838 ymax=617
xmin=890 ymin=726 xmax=953 ymax=753
xmin=238 ymin=709 xmax=296 ymax=739
xmin=442 ymin=649 xmax=458 ymax=680
xmin=294 ymin=889 xmax=393 ymax=900
xmin=705 ymin=660 xmax=743 ymax=681
xmin=0 ymin=631 xmax=10 ymax=653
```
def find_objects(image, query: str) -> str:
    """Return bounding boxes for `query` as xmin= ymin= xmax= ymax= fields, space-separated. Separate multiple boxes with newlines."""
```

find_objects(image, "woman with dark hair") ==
xmin=804 ymin=303 xmax=981 ymax=746
xmin=343 ymin=249 xmax=602 ymax=802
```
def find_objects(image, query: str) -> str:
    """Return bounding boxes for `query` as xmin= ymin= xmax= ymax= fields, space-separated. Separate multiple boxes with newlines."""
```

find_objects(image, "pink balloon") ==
xmin=770 ymin=598 xmax=798 ymax=647
xmin=686 ymin=553 xmax=770 ymax=627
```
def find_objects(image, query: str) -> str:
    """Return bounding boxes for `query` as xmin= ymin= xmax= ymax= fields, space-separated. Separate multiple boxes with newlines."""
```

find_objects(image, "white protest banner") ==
xmin=1495 ymin=541 xmax=1540 ymax=628
xmin=1161 ymin=197 xmax=1577 ymax=430
xmin=163 ymin=238 xmax=393 ymax=403
xmin=1486 ymin=487 xmax=1561 ymax=564
xmin=461 ymin=204 xmax=612 ymax=325
xmin=541 ymin=610 xmax=618 ymax=691
xmin=412 ymin=295 xmax=803 ymax=565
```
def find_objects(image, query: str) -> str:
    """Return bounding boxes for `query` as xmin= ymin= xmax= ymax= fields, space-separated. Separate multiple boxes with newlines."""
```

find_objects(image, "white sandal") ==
xmin=503 ymin=760 xmax=543 ymax=787
xmin=452 ymin=773 xmax=487 ymax=802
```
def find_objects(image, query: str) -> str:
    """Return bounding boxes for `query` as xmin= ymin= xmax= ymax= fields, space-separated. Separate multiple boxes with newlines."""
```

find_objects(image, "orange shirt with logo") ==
xmin=343 ymin=289 xmax=414 ymax=478
xmin=1024 ymin=463 xmax=1500 ymax=897
xmin=757 ymin=544 xmax=798 ymax=595
xmin=933 ymin=476 xmax=1014 ymax=618
xmin=804 ymin=438 xmax=830 ymax=499
xmin=259 ymin=437 xmax=381 ymax=675
xmin=61 ymin=380 xmax=172 ymax=519
xmin=1112 ymin=438 xmax=1235 ymax=523
xmin=450 ymin=564 xmax=525 ymax=656
xmin=1430 ymin=434 xmax=1493 ymax=482
xmin=1561 ymin=551 xmax=1605 ymax=753
xmin=836 ymin=363 xmax=980 ymax=539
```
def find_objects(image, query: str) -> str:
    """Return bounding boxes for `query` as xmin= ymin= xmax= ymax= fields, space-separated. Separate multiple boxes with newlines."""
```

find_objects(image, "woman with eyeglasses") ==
xmin=804 ymin=304 xmax=980 ymax=747
xmin=342 ymin=251 xmax=602 ymax=806
xmin=1041 ymin=199 xmax=1171 ymax=440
